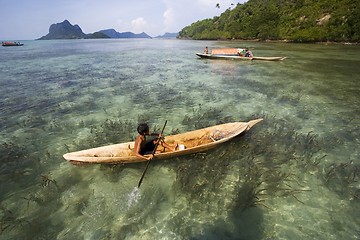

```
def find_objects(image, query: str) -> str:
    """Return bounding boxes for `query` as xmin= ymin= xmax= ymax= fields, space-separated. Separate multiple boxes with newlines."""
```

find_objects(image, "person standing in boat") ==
xmin=204 ymin=46 xmax=209 ymax=54
xmin=133 ymin=123 xmax=177 ymax=160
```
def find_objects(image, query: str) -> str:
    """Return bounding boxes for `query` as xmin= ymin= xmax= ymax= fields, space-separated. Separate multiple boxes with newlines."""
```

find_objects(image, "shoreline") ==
xmin=177 ymin=37 xmax=359 ymax=45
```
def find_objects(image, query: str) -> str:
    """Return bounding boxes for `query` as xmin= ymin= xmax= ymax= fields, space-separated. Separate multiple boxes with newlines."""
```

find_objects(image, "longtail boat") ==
xmin=63 ymin=118 xmax=263 ymax=164
xmin=2 ymin=41 xmax=24 ymax=47
xmin=196 ymin=48 xmax=286 ymax=61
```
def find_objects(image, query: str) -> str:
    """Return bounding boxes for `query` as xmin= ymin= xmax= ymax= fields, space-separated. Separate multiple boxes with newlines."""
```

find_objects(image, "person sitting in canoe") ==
xmin=133 ymin=123 xmax=177 ymax=160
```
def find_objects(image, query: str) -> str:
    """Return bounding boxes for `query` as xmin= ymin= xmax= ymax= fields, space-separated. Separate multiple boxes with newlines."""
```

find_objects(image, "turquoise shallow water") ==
xmin=0 ymin=39 xmax=359 ymax=239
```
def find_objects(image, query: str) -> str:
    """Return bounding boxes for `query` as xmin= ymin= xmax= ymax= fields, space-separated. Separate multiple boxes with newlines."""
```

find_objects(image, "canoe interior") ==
xmin=63 ymin=119 xmax=263 ymax=164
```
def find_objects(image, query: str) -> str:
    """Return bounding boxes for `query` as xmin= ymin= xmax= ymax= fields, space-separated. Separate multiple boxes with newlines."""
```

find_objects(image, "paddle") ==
xmin=137 ymin=120 xmax=167 ymax=188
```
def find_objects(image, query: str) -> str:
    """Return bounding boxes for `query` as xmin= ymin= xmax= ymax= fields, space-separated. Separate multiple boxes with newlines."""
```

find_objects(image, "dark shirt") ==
xmin=140 ymin=135 xmax=158 ymax=155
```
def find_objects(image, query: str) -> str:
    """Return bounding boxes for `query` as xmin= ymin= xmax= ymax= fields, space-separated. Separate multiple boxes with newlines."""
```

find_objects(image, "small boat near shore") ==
xmin=197 ymin=48 xmax=286 ymax=61
xmin=63 ymin=118 xmax=263 ymax=164
xmin=2 ymin=41 xmax=24 ymax=47
xmin=196 ymin=53 xmax=286 ymax=61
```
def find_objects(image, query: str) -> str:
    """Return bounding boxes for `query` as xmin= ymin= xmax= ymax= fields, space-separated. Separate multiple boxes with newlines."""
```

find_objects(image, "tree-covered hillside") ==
xmin=179 ymin=0 xmax=359 ymax=42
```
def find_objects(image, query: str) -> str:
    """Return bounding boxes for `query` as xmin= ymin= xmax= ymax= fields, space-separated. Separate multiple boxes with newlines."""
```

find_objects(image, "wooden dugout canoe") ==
xmin=196 ymin=53 xmax=286 ymax=61
xmin=63 ymin=118 xmax=263 ymax=164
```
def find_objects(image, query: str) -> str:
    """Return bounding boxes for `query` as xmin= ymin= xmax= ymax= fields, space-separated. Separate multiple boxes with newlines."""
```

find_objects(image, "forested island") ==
xmin=179 ymin=0 xmax=359 ymax=42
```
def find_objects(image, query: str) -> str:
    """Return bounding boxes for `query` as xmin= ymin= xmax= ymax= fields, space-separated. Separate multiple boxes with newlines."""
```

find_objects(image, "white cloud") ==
xmin=159 ymin=0 xmax=243 ymax=34
xmin=131 ymin=17 xmax=148 ymax=33
xmin=161 ymin=0 xmax=195 ymax=33
xmin=163 ymin=8 xmax=175 ymax=31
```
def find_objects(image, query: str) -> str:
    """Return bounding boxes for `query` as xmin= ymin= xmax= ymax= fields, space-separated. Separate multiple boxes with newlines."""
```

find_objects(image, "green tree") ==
xmin=177 ymin=0 xmax=359 ymax=42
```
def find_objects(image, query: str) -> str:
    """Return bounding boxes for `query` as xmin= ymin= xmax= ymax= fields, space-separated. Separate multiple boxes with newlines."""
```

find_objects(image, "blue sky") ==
xmin=0 ymin=0 xmax=246 ymax=40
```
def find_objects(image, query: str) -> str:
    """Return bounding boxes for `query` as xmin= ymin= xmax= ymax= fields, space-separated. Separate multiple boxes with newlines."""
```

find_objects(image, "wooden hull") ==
xmin=196 ymin=53 xmax=286 ymax=61
xmin=63 ymin=118 xmax=263 ymax=164
xmin=252 ymin=56 xmax=287 ymax=61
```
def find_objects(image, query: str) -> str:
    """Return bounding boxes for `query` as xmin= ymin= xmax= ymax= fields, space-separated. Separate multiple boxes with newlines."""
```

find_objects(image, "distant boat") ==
xmin=2 ymin=41 xmax=24 ymax=47
xmin=197 ymin=48 xmax=286 ymax=61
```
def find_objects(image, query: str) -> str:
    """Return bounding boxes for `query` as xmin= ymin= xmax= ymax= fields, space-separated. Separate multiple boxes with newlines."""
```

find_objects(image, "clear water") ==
xmin=0 ymin=39 xmax=359 ymax=239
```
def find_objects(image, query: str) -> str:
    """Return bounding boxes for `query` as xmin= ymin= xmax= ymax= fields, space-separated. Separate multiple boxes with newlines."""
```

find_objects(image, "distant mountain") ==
xmin=86 ymin=32 xmax=110 ymax=39
xmin=99 ymin=29 xmax=119 ymax=38
xmin=38 ymin=20 xmax=87 ymax=40
xmin=37 ymin=20 xmax=149 ymax=40
xmin=99 ymin=29 xmax=152 ymax=38
xmin=155 ymin=32 xmax=179 ymax=38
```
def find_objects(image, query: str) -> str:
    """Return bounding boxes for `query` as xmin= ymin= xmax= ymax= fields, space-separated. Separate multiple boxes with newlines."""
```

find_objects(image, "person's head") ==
xmin=137 ymin=123 xmax=150 ymax=135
